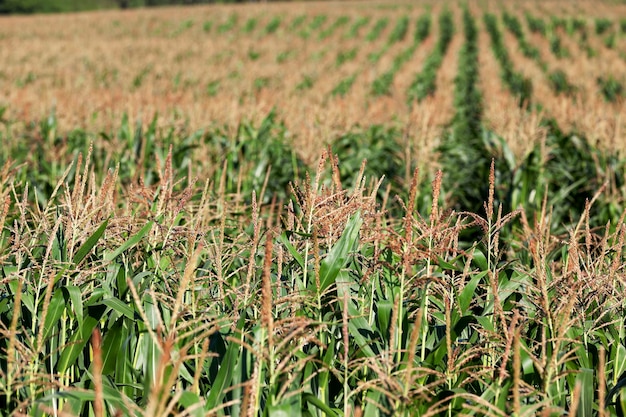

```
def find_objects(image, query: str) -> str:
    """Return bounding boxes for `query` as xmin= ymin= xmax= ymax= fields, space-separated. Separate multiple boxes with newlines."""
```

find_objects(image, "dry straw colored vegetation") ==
xmin=2 ymin=0 xmax=626 ymax=416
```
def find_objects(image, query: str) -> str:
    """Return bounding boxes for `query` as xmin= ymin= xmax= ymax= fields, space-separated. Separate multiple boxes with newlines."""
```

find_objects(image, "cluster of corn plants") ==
xmin=367 ymin=16 xmax=410 ymax=64
xmin=548 ymin=30 xmax=570 ymax=59
xmin=344 ymin=16 xmax=370 ymax=39
xmin=596 ymin=18 xmax=613 ymax=35
xmin=547 ymin=69 xmax=576 ymax=97
xmin=264 ymin=16 xmax=281 ymax=35
xmin=483 ymin=13 xmax=533 ymax=108
xmin=289 ymin=15 xmax=307 ymax=32
xmin=319 ymin=16 xmax=350 ymax=40
xmin=597 ymin=76 xmax=625 ymax=103
xmin=335 ymin=47 xmax=359 ymax=68
xmin=2 ymin=119 xmax=626 ymax=416
xmin=334 ymin=13 xmax=413 ymax=96
xmin=371 ymin=13 xmax=431 ymax=96
xmin=298 ymin=15 xmax=327 ymax=39
xmin=217 ymin=14 xmax=238 ymax=34
xmin=561 ymin=17 xmax=595 ymax=55
xmin=330 ymin=74 xmax=357 ymax=97
xmin=365 ymin=17 xmax=389 ymax=42
xmin=437 ymin=8 xmax=488 ymax=212
xmin=407 ymin=9 xmax=455 ymax=103
xmin=525 ymin=12 xmax=547 ymax=35
xmin=502 ymin=12 xmax=543 ymax=66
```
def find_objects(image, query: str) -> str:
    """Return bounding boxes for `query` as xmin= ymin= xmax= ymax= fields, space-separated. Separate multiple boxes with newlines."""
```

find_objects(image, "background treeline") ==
xmin=0 ymin=0 xmax=262 ymax=14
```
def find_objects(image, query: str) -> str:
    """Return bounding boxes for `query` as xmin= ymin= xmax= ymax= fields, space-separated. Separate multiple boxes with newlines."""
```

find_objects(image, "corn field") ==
xmin=1 ymin=0 xmax=626 ymax=416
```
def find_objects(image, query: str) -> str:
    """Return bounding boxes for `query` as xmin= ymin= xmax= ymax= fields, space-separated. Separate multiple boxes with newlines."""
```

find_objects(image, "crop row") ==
xmin=371 ymin=13 xmax=432 ymax=96
xmin=405 ymin=9 xmax=455 ymax=104
xmin=332 ymin=16 xmax=414 ymax=97
xmin=502 ymin=12 xmax=542 ymax=64
xmin=483 ymin=13 xmax=532 ymax=108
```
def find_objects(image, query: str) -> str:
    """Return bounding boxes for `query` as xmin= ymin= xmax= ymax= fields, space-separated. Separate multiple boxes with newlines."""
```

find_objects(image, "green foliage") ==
xmin=2 ymin=102 xmax=626 ymax=416
xmin=247 ymin=48 xmax=260 ymax=61
xmin=597 ymin=76 xmax=624 ymax=102
xmin=365 ymin=17 xmax=389 ymax=42
xmin=345 ymin=15 xmax=369 ymax=39
xmin=548 ymin=69 xmax=576 ymax=96
xmin=289 ymin=14 xmax=306 ymax=31
xmin=264 ymin=16 xmax=281 ymax=35
xmin=295 ymin=74 xmax=314 ymax=91
xmin=308 ymin=14 xmax=327 ymax=31
xmin=604 ymin=32 xmax=616 ymax=49
xmin=0 ymin=0 xmax=115 ymax=13
xmin=502 ymin=12 xmax=541 ymax=61
xmin=205 ymin=79 xmax=220 ymax=96
xmin=525 ymin=12 xmax=546 ymax=35
xmin=439 ymin=7 xmax=486 ymax=212
xmin=332 ymin=124 xmax=406 ymax=197
xmin=205 ymin=110 xmax=306 ymax=203
xmin=549 ymin=33 xmax=570 ymax=58
xmin=483 ymin=13 xmax=532 ymax=107
xmin=569 ymin=17 xmax=586 ymax=34
xmin=335 ymin=47 xmax=358 ymax=67
xmin=407 ymin=9 xmax=454 ymax=103
xmin=319 ymin=15 xmax=349 ymax=40
xmin=330 ymin=74 xmax=356 ymax=97
xmin=276 ymin=49 xmax=294 ymax=63
xmin=242 ymin=17 xmax=257 ymax=34
xmin=414 ymin=13 xmax=431 ymax=43
xmin=595 ymin=17 xmax=613 ymax=34
xmin=217 ymin=13 xmax=238 ymax=34
xmin=387 ymin=15 xmax=409 ymax=43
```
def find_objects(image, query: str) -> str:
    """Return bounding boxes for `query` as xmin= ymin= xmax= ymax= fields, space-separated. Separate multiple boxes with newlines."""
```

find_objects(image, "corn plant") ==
xmin=595 ymin=18 xmax=613 ymax=35
xmin=242 ymin=17 xmax=257 ymax=34
xmin=597 ymin=76 xmax=624 ymax=103
xmin=387 ymin=15 xmax=409 ymax=44
xmin=217 ymin=13 xmax=238 ymax=34
xmin=319 ymin=16 xmax=349 ymax=40
xmin=548 ymin=69 xmax=576 ymax=96
xmin=365 ymin=17 xmax=389 ymax=42
xmin=525 ymin=12 xmax=547 ymax=35
xmin=335 ymin=48 xmax=358 ymax=68
xmin=344 ymin=16 xmax=369 ymax=39
xmin=331 ymin=74 xmax=357 ymax=97
xmin=264 ymin=16 xmax=281 ymax=35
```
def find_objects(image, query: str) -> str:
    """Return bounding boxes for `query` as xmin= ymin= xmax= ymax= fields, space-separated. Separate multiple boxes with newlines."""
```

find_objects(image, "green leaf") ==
xmin=319 ymin=213 xmax=362 ymax=292
xmin=73 ymin=219 xmax=108 ymax=265
xmin=57 ymin=305 xmax=105 ymax=374
xmin=42 ymin=289 xmax=67 ymax=342
xmin=62 ymin=285 xmax=83 ymax=324
xmin=472 ymin=248 xmax=488 ymax=271
xmin=458 ymin=271 xmax=487 ymax=313
xmin=362 ymin=390 xmax=381 ymax=417
xmin=575 ymin=368 xmax=593 ymax=417
xmin=178 ymin=392 xmax=205 ymax=417
xmin=101 ymin=318 xmax=125 ymax=375
xmin=100 ymin=297 xmax=135 ymax=320
xmin=105 ymin=220 xmax=153 ymax=262
xmin=376 ymin=300 xmax=393 ymax=342
xmin=302 ymin=393 xmax=338 ymax=417
xmin=278 ymin=232 xmax=304 ymax=269
xmin=206 ymin=314 xmax=246 ymax=408
xmin=268 ymin=395 xmax=302 ymax=417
